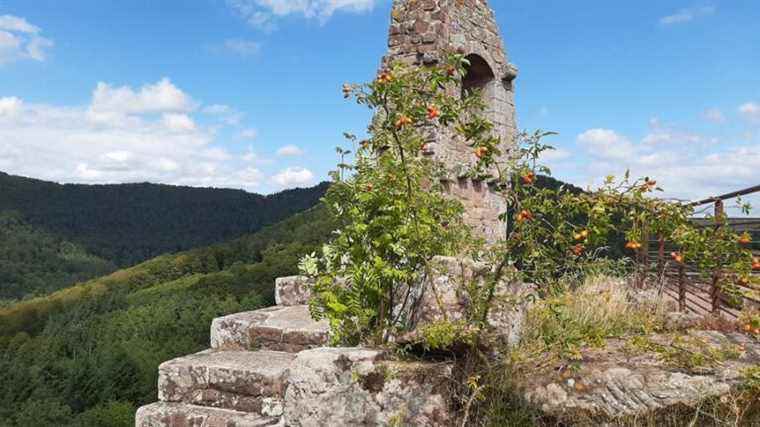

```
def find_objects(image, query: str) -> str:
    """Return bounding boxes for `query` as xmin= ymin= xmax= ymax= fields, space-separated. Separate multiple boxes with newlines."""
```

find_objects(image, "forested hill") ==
xmin=0 ymin=172 xmax=329 ymax=267
xmin=0 ymin=204 xmax=337 ymax=426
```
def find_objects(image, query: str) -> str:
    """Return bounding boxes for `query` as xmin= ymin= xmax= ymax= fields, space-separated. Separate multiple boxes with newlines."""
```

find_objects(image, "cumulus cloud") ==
xmin=271 ymin=167 xmax=314 ymax=188
xmin=0 ymin=79 xmax=298 ymax=192
xmin=568 ymin=122 xmax=760 ymax=205
xmin=577 ymin=129 xmax=636 ymax=160
xmin=226 ymin=0 xmax=379 ymax=30
xmin=91 ymin=78 xmax=196 ymax=115
xmin=0 ymin=15 xmax=53 ymax=65
xmin=276 ymin=144 xmax=304 ymax=156
xmin=240 ymin=129 xmax=259 ymax=140
xmin=739 ymin=102 xmax=760 ymax=124
xmin=660 ymin=5 xmax=716 ymax=25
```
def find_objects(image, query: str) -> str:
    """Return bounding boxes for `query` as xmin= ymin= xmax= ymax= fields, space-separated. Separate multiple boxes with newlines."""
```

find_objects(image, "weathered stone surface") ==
xmin=135 ymin=402 xmax=280 ymax=427
xmin=211 ymin=305 xmax=329 ymax=353
xmin=384 ymin=0 xmax=517 ymax=244
xmin=521 ymin=331 xmax=760 ymax=423
xmin=158 ymin=350 xmax=294 ymax=415
xmin=399 ymin=256 xmax=533 ymax=346
xmin=283 ymin=347 xmax=453 ymax=426
xmin=275 ymin=276 xmax=312 ymax=306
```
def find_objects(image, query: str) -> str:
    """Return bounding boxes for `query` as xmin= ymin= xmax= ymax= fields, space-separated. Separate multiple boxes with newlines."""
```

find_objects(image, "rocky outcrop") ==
xmin=521 ymin=330 xmax=760 ymax=424
xmin=275 ymin=276 xmax=313 ymax=306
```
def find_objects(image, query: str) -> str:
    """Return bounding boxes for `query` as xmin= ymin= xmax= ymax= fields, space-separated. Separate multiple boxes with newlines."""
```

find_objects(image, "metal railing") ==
xmin=644 ymin=185 xmax=760 ymax=318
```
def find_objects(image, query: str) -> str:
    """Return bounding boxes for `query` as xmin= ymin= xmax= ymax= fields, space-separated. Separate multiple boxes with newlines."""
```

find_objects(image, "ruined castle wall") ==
xmin=384 ymin=0 xmax=517 ymax=243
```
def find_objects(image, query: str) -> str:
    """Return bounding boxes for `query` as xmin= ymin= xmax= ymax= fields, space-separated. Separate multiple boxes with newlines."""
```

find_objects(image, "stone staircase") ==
xmin=135 ymin=276 xmax=455 ymax=426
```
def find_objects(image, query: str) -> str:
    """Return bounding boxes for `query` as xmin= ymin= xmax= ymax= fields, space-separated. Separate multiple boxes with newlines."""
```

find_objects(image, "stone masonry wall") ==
xmin=384 ymin=0 xmax=518 ymax=244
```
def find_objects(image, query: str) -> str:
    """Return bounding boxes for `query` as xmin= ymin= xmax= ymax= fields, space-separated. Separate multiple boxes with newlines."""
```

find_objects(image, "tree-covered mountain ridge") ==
xmin=0 ymin=171 xmax=329 ymax=301
xmin=0 ymin=171 xmax=329 ymax=268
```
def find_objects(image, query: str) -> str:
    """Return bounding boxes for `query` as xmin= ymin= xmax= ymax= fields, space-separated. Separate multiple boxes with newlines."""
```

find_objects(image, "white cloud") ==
xmin=569 ymin=124 xmax=760 ymax=204
xmin=0 ymin=15 xmax=52 ymax=65
xmin=0 ymin=79 xmax=285 ymax=193
xmin=90 ymin=78 xmax=196 ymax=115
xmin=162 ymin=113 xmax=197 ymax=132
xmin=0 ymin=97 xmax=22 ymax=117
xmin=276 ymin=144 xmax=304 ymax=156
xmin=702 ymin=108 xmax=726 ymax=124
xmin=240 ymin=128 xmax=259 ymax=140
xmin=660 ymin=5 xmax=715 ymax=25
xmin=223 ymin=38 xmax=261 ymax=56
xmin=226 ymin=0 xmax=379 ymax=30
xmin=272 ymin=166 xmax=314 ymax=188
xmin=202 ymin=104 xmax=244 ymax=126
xmin=739 ymin=102 xmax=760 ymax=124
xmin=577 ymin=128 xmax=635 ymax=160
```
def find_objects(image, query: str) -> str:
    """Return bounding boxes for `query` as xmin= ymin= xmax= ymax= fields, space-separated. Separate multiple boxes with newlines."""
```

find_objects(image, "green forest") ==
xmin=0 ymin=204 xmax=336 ymax=426
xmin=0 ymin=172 xmax=328 ymax=267
xmin=0 ymin=172 xmax=328 ymax=302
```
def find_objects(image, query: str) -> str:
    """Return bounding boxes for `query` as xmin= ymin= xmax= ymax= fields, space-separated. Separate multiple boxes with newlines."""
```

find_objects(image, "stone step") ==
xmin=136 ymin=402 xmax=280 ymax=427
xmin=158 ymin=350 xmax=293 ymax=416
xmin=211 ymin=305 xmax=329 ymax=352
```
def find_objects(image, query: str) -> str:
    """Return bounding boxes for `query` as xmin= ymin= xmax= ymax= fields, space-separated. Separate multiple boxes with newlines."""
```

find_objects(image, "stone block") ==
xmin=158 ymin=350 xmax=294 ymax=415
xmin=135 ymin=402 xmax=279 ymax=427
xmin=211 ymin=305 xmax=329 ymax=353
xmin=283 ymin=347 xmax=453 ymax=426
xmin=274 ymin=276 xmax=313 ymax=306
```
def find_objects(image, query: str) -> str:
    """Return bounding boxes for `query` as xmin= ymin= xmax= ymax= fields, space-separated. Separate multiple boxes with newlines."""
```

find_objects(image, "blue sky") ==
xmin=0 ymin=1 xmax=758 ymax=210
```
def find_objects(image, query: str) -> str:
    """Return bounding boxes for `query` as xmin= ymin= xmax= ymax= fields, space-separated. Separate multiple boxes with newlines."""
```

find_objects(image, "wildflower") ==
xmin=427 ymin=105 xmax=440 ymax=120
xmin=626 ymin=241 xmax=642 ymax=250
xmin=522 ymin=172 xmax=536 ymax=186
xmin=571 ymin=244 xmax=585 ymax=256
xmin=753 ymin=257 xmax=760 ymax=271
xmin=671 ymin=252 xmax=684 ymax=264
xmin=474 ymin=147 xmax=489 ymax=159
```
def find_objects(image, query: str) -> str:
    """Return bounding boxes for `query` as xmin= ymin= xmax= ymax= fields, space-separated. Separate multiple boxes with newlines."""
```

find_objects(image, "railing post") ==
xmin=657 ymin=234 xmax=665 ymax=280
xmin=712 ymin=200 xmax=724 ymax=315
xmin=678 ymin=263 xmax=686 ymax=312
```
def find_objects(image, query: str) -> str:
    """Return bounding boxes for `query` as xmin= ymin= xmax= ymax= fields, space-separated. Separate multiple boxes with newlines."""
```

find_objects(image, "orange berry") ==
xmin=427 ymin=105 xmax=440 ymax=120
xmin=516 ymin=210 xmax=534 ymax=223
xmin=738 ymin=233 xmax=752 ymax=245
xmin=522 ymin=172 xmax=536 ymax=185
xmin=474 ymin=147 xmax=489 ymax=159
xmin=377 ymin=71 xmax=393 ymax=84
xmin=641 ymin=179 xmax=657 ymax=191
xmin=574 ymin=230 xmax=589 ymax=242
xmin=752 ymin=258 xmax=760 ymax=271
xmin=744 ymin=324 xmax=752 ymax=332
xmin=395 ymin=115 xmax=413 ymax=129
xmin=671 ymin=252 xmax=684 ymax=264
xmin=626 ymin=241 xmax=642 ymax=251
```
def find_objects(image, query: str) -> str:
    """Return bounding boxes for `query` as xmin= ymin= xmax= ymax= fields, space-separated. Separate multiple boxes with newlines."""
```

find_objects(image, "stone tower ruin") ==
xmin=384 ymin=0 xmax=518 ymax=243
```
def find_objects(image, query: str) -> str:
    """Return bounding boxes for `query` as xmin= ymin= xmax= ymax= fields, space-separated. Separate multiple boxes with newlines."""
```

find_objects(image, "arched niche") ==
xmin=461 ymin=54 xmax=496 ymax=99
